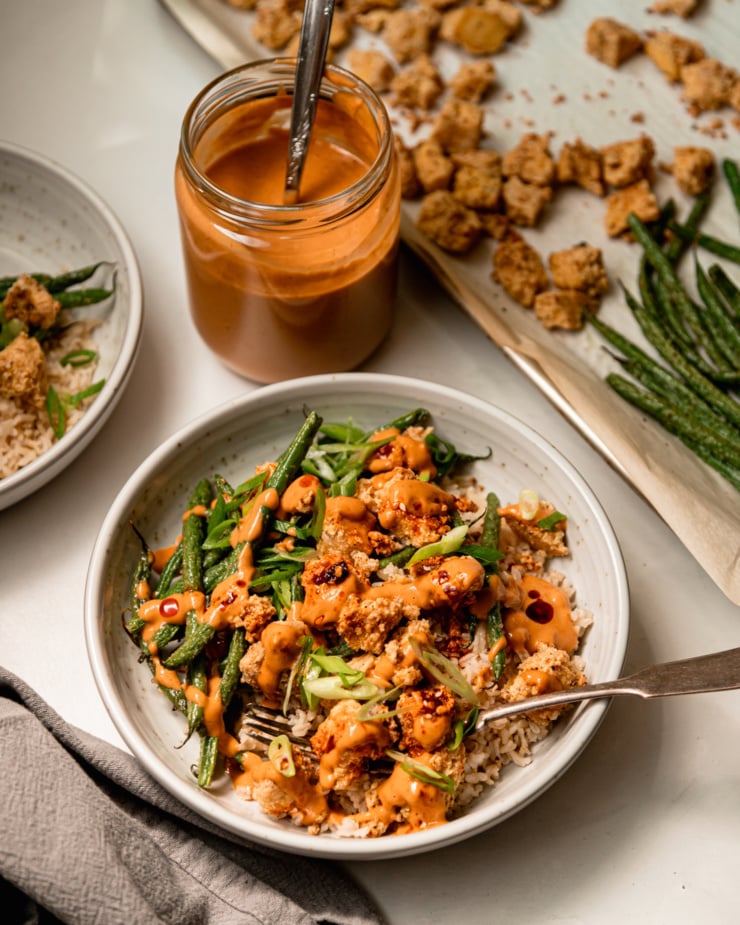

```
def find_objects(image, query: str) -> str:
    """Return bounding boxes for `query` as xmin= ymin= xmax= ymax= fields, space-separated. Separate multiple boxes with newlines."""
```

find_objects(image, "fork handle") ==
xmin=476 ymin=646 xmax=740 ymax=726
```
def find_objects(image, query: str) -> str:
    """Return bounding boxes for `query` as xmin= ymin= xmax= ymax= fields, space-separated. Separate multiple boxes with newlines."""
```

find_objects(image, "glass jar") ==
xmin=175 ymin=58 xmax=401 ymax=383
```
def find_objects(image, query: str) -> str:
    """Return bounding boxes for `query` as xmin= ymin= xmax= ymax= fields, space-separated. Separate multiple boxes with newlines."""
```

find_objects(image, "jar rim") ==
xmin=178 ymin=57 xmax=394 ymax=222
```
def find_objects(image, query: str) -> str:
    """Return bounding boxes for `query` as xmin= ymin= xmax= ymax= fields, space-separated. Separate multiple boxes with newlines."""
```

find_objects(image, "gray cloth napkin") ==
xmin=0 ymin=667 xmax=386 ymax=925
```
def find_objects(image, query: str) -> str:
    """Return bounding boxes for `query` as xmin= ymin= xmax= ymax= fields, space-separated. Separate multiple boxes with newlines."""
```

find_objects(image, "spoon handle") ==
xmin=284 ymin=0 xmax=335 ymax=203
xmin=476 ymin=646 xmax=740 ymax=726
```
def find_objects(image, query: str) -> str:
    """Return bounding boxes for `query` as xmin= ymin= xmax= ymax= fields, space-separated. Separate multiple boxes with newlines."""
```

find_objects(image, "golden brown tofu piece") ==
xmin=251 ymin=0 xmax=303 ymax=49
xmin=479 ymin=0 xmax=523 ymax=36
xmin=417 ymin=190 xmax=484 ymax=254
xmin=502 ymin=133 xmax=555 ymax=187
xmin=3 ymin=274 xmax=61 ymax=330
xmin=644 ymin=30 xmax=704 ymax=82
xmin=604 ymin=179 xmax=660 ymax=237
xmin=394 ymin=135 xmax=422 ymax=199
xmin=681 ymin=58 xmax=736 ymax=112
xmin=672 ymin=145 xmax=715 ymax=195
xmin=492 ymin=237 xmax=548 ymax=307
xmin=548 ymin=244 xmax=608 ymax=299
xmin=382 ymin=8 xmax=441 ymax=63
xmin=346 ymin=48 xmax=396 ymax=93
xmin=439 ymin=5 xmax=510 ymax=55
xmin=397 ymin=686 xmax=457 ymax=752
xmin=650 ymin=0 xmax=699 ymax=17
xmin=556 ymin=139 xmax=605 ymax=196
xmin=413 ymin=139 xmax=454 ymax=192
xmin=533 ymin=289 xmax=590 ymax=331
xmin=430 ymin=99 xmax=485 ymax=154
xmin=451 ymin=149 xmax=502 ymax=210
xmin=730 ymin=79 xmax=740 ymax=114
xmin=0 ymin=331 xmax=48 ymax=410
xmin=479 ymin=212 xmax=513 ymax=241
xmin=391 ymin=54 xmax=444 ymax=110
xmin=502 ymin=176 xmax=552 ymax=227
xmin=449 ymin=59 xmax=496 ymax=102
xmin=503 ymin=644 xmax=586 ymax=725
xmin=600 ymin=135 xmax=655 ymax=188
xmin=311 ymin=700 xmax=393 ymax=791
xmin=585 ymin=18 xmax=642 ymax=69
xmin=337 ymin=596 xmax=409 ymax=654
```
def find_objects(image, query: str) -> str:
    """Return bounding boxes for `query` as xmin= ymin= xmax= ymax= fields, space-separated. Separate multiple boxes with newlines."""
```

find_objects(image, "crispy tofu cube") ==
xmin=251 ymin=0 xmax=303 ymax=49
xmin=534 ymin=289 xmax=590 ymax=330
xmin=604 ymin=179 xmax=660 ymax=237
xmin=672 ymin=146 xmax=715 ymax=195
xmin=431 ymin=99 xmax=485 ymax=154
xmin=548 ymin=245 xmax=608 ymax=299
xmin=3 ymin=274 xmax=61 ymax=330
xmin=600 ymin=135 xmax=655 ymax=188
xmin=413 ymin=139 xmax=454 ymax=192
xmin=417 ymin=190 xmax=483 ymax=253
xmin=502 ymin=176 xmax=552 ymax=226
xmin=556 ymin=139 xmax=605 ymax=196
xmin=439 ymin=6 xmax=510 ymax=55
xmin=391 ymin=54 xmax=444 ymax=109
xmin=681 ymin=58 xmax=736 ymax=112
xmin=644 ymin=30 xmax=704 ymax=82
xmin=346 ymin=49 xmax=396 ymax=93
xmin=382 ymin=8 xmax=441 ymax=63
xmin=394 ymin=136 xmax=422 ymax=199
xmin=585 ymin=18 xmax=642 ymax=68
xmin=451 ymin=149 xmax=502 ymax=210
xmin=502 ymin=133 xmax=555 ymax=187
xmin=492 ymin=237 xmax=548 ymax=307
xmin=0 ymin=331 xmax=48 ymax=410
xmin=449 ymin=59 xmax=496 ymax=102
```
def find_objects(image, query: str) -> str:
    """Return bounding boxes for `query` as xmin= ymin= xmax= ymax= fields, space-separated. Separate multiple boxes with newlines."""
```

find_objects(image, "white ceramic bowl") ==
xmin=84 ymin=374 xmax=629 ymax=860
xmin=0 ymin=142 xmax=143 ymax=510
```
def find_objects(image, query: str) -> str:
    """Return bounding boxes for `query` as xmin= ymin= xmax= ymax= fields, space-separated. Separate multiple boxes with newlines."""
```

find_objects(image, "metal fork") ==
xmin=240 ymin=646 xmax=740 ymax=748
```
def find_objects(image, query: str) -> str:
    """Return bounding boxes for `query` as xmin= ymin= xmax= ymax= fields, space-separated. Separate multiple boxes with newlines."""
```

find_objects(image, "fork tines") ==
xmin=241 ymin=702 xmax=313 ymax=753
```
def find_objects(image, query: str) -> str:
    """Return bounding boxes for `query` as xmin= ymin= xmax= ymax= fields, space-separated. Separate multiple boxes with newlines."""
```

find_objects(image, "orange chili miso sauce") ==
xmin=175 ymin=92 xmax=400 ymax=383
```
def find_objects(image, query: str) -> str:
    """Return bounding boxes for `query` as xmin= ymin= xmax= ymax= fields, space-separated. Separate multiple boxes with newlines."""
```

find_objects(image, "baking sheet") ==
xmin=160 ymin=0 xmax=740 ymax=603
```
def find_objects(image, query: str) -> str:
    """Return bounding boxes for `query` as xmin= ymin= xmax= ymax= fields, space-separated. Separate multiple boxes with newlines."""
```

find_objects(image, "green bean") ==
xmin=125 ymin=535 xmax=153 ymax=637
xmin=707 ymin=265 xmax=740 ymax=318
xmin=606 ymin=374 xmax=740 ymax=468
xmin=145 ymin=659 xmax=188 ymax=715
xmin=46 ymin=262 xmax=106 ymax=293
xmin=163 ymin=621 xmax=214 ymax=670
xmin=694 ymin=259 xmax=740 ymax=368
xmin=186 ymin=650 xmax=208 ymax=737
xmin=667 ymin=220 xmax=740 ymax=265
xmin=621 ymin=284 xmax=740 ymax=418
xmin=722 ymin=158 xmax=740 ymax=216
xmin=639 ymin=260 xmax=693 ymax=348
xmin=204 ymin=542 xmax=245 ymax=593
xmin=219 ymin=628 xmax=246 ymax=710
xmin=665 ymin=190 xmax=711 ymax=265
xmin=54 ymin=287 xmax=113 ymax=308
xmin=182 ymin=478 xmax=211 ymax=592
xmin=269 ymin=410 xmax=323 ymax=495
xmin=196 ymin=734 xmax=219 ymax=788
xmin=155 ymin=542 xmax=183 ymax=597
xmin=382 ymin=408 xmax=431 ymax=432
xmin=614 ymin=355 xmax=740 ymax=447
xmin=682 ymin=439 xmax=740 ymax=492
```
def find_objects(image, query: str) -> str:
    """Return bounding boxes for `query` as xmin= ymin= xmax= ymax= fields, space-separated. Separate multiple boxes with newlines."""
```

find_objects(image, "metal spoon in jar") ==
xmin=284 ymin=0 xmax=336 ymax=205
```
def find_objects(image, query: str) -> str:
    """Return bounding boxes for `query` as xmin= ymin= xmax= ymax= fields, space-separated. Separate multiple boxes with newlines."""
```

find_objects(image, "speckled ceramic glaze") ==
xmin=0 ymin=142 xmax=143 ymax=510
xmin=84 ymin=374 xmax=630 ymax=860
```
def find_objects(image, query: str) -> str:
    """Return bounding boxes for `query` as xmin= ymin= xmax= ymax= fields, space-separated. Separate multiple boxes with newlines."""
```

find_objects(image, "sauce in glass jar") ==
xmin=175 ymin=59 xmax=401 ymax=383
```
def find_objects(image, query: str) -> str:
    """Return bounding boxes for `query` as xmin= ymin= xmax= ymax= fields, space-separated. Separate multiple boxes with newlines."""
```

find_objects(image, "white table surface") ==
xmin=1 ymin=2 xmax=739 ymax=923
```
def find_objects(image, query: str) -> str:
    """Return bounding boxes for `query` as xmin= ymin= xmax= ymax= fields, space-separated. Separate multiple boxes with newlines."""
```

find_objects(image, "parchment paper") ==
xmin=160 ymin=0 xmax=740 ymax=602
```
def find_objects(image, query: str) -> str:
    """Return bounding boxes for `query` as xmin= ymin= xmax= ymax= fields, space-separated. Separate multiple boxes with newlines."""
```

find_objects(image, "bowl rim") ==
xmin=0 ymin=140 xmax=144 ymax=510
xmin=84 ymin=373 xmax=630 ymax=860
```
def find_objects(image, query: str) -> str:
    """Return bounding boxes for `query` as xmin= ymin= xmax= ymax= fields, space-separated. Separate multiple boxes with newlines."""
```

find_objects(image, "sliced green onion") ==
xmin=202 ymin=518 xmax=238 ymax=550
xmin=283 ymin=635 xmax=313 ymax=714
xmin=409 ymin=638 xmax=479 ymax=705
xmin=356 ymin=685 xmax=404 ymax=722
xmin=448 ymin=705 xmax=479 ymax=751
xmin=537 ymin=510 xmax=567 ymax=531
xmin=386 ymin=749 xmax=456 ymax=794
xmin=62 ymin=379 xmax=105 ymax=408
xmin=302 ymin=674 xmax=380 ymax=701
xmin=60 ymin=348 xmax=97 ymax=367
xmin=309 ymin=651 xmax=366 ymax=687
xmin=319 ymin=421 xmax=366 ymax=443
xmin=268 ymin=735 xmax=296 ymax=778
xmin=46 ymin=385 xmax=66 ymax=439
xmin=518 ymin=488 xmax=539 ymax=520
xmin=406 ymin=524 xmax=469 ymax=566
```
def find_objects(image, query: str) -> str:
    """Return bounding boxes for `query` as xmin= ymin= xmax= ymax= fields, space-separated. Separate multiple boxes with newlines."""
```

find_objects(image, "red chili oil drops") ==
xmin=525 ymin=589 xmax=554 ymax=625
